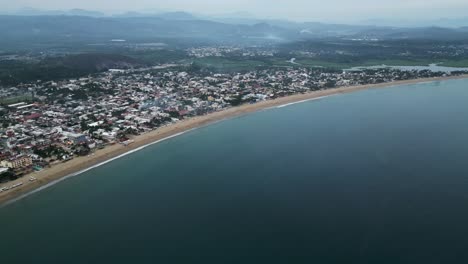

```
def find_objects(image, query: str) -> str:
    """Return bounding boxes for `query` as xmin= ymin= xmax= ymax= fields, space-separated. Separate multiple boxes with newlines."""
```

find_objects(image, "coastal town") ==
xmin=0 ymin=64 xmax=466 ymax=193
xmin=5 ymin=1 xmax=468 ymax=261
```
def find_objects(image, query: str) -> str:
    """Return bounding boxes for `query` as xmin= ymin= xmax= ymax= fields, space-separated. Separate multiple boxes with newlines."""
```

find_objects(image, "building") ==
xmin=0 ymin=167 xmax=8 ymax=174
xmin=62 ymin=132 xmax=88 ymax=144
xmin=7 ymin=102 xmax=27 ymax=109
xmin=0 ymin=156 xmax=33 ymax=169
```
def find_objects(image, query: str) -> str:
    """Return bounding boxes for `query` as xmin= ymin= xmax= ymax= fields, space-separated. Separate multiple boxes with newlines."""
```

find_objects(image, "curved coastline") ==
xmin=1 ymin=74 xmax=468 ymax=206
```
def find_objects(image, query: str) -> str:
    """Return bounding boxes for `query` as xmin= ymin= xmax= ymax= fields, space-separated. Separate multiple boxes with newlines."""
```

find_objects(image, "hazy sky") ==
xmin=2 ymin=0 xmax=468 ymax=22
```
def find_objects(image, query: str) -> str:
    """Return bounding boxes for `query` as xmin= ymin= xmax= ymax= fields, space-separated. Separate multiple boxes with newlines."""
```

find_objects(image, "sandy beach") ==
xmin=1 ymin=74 xmax=467 ymax=205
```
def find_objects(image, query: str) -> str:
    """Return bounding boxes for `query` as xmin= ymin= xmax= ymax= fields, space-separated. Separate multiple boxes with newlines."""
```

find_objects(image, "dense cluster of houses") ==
xmin=0 ymin=65 xmax=462 ymax=182
xmin=187 ymin=46 xmax=276 ymax=58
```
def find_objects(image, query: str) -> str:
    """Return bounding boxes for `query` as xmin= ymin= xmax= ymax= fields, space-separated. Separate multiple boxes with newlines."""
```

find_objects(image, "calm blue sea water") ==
xmin=1 ymin=79 xmax=468 ymax=263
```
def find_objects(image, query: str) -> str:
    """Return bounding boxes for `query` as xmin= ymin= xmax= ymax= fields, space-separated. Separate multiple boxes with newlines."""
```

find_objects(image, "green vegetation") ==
xmin=0 ymin=94 xmax=34 ymax=105
xmin=33 ymin=145 xmax=68 ymax=159
xmin=0 ymin=170 xmax=17 ymax=183
xmin=361 ymin=59 xmax=435 ymax=67
xmin=193 ymin=57 xmax=271 ymax=71
xmin=127 ymin=49 xmax=188 ymax=64
xmin=293 ymin=58 xmax=355 ymax=68
xmin=3 ymin=38 xmax=468 ymax=86
xmin=0 ymin=53 xmax=145 ymax=86
xmin=438 ymin=59 xmax=468 ymax=67
xmin=192 ymin=56 xmax=462 ymax=71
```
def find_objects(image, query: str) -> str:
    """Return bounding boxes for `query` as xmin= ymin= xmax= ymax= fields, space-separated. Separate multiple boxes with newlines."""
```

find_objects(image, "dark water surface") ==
xmin=1 ymin=80 xmax=468 ymax=263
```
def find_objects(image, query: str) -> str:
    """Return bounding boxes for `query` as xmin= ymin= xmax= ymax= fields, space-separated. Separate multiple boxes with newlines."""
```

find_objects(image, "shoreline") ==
xmin=1 ymin=74 xmax=468 ymax=206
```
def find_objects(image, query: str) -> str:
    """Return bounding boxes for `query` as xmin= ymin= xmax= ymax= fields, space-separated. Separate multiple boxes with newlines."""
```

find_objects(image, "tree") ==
xmin=0 ymin=171 xmax=17 ymax=182
xmin=80 ymin=120 xmax=88 ymax=131
xmin=87 ymin=114 xmax=98 ymax=122
xmin=227 ymin=94 xmax=244 ymax=106
xmin=168 ymin=111 xmax=180 ymax=118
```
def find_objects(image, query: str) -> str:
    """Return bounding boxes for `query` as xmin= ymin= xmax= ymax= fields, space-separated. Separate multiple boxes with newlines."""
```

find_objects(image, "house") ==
xmin=0 ymin=155 xmax=33 ymax=169
xmin=62 ymin=132 xmax=88 ymax=144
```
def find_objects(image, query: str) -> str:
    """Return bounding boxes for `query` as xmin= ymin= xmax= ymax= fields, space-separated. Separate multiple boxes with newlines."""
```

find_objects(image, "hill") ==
xmin=0 ymin=53 xmax=145 ymax=86
xmin=1 ymin=15 xmax=468 ymax=51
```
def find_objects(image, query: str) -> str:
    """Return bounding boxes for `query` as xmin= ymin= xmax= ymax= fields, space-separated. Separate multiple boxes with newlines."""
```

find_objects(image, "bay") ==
xmin=1 ymin=79 xmax=468 ymax=263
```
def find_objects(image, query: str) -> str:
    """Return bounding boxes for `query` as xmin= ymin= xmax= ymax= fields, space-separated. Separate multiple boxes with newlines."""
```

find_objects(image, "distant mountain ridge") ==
xmin=1 ymin=12 xmax=468 ymax=51
xmin=0 ymin=15 xmax=299 ymax=48
xmin=361 ymin=17 xmax=468 ymax=28
xmin=4 ymin=8 xmax=105 ymax=17
xmin=115 ymin=11 xmax=197 ymax=20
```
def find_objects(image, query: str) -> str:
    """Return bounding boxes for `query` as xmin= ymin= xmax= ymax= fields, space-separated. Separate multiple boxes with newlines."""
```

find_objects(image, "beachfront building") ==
xmin=0 ymin=57 xmax=458 ymax=186
xmin=0 ymin=167 xmax=8 ymax=175
xmin=0 ymin=155 xmax=33 ymax=169
xmin=62 ymin=132 xmax=88 ymax=144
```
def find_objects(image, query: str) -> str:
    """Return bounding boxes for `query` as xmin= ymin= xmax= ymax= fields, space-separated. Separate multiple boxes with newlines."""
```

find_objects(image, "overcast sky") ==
xmin=2 ymin=0 xmax=468 ymax=22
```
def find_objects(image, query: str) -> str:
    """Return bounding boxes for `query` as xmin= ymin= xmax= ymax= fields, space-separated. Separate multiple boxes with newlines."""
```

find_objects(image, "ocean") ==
xmin=1 ymin=79 xmax=468 ymax=263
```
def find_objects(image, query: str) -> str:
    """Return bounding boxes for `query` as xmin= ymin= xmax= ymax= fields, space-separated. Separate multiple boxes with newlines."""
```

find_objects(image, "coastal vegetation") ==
xmin=0 ymin=170 xmax=16 ymax=183
xmin=3 ymin=38 xmax=468 ymax=86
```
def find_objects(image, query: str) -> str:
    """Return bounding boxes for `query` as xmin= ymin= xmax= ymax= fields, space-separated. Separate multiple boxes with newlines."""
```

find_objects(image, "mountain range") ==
xmin=5 ymin=8 xmax=468 ymax=27
xmin=1 ymin=10 xmax=468 ymax=51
